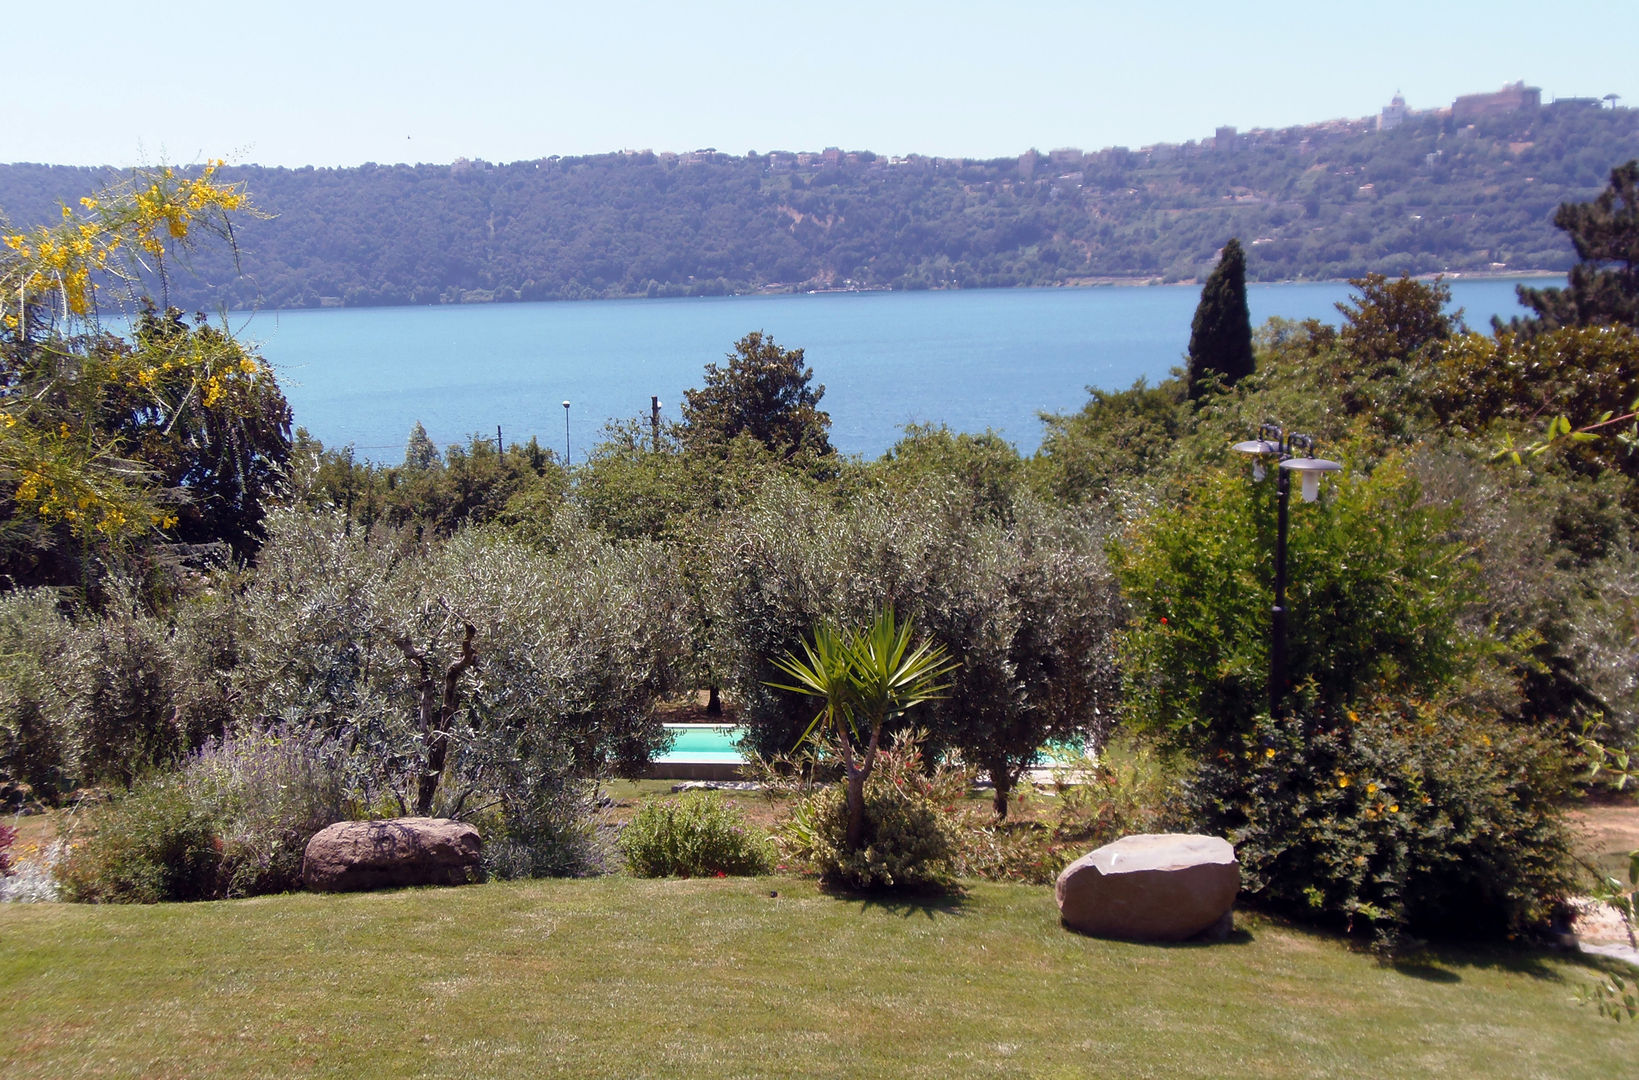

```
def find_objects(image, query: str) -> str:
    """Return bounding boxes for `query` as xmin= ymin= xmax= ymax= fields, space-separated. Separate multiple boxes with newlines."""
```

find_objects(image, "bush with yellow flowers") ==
xmin=1190 ymin=697 xmax=1576 ymax=952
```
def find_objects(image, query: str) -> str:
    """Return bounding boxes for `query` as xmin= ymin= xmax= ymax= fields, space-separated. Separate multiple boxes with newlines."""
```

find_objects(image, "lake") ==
xmin=237 ymin=278 xmax=1548 ymax=461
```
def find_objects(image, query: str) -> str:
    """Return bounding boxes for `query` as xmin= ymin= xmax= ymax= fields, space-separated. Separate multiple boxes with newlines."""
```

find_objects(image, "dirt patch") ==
xmin=1568 ymin=800 xmax=1639 ymax=870
xmin=1566 ymin=800 xmax=1639 ymax=946
xmin=654 ymin=691 xmax=742 ymax=726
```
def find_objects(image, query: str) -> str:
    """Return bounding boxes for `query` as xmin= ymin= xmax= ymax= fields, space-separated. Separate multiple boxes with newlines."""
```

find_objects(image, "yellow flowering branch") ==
xmin=0 ymin=164 xmax=260 ymax=542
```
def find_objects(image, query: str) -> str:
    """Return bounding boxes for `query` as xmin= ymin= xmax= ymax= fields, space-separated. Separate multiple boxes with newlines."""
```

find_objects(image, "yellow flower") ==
xmin=1389 ymin=804 xmax=1400 ymax=813
xmin=1337 ymin=775 xmax=1350 ymax=788
xmin=1347 ymin=710 xmax=1360 ymax=723
xmin=1365 ymin=782 xmax=1378 ymax=795
xmin=1264 ymin=747 xmax=1275 ymax=759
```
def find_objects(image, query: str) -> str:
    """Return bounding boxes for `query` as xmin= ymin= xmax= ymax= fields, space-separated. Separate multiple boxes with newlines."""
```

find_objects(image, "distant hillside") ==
xmin=4 ymin=100 xmax=1637 ymax=311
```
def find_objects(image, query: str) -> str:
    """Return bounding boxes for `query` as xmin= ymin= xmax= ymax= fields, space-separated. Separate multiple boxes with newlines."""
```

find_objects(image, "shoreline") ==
xmin=240 ymin=270 xmax=1570 ymax=317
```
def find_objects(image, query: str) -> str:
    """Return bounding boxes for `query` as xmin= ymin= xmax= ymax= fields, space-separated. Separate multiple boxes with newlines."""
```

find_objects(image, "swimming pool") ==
xmin=648 ymin=724 xmax=748 ymax=780
xmin=653 ymin=724 xmax=1091 ymax=771
xmin=657 ymin=724 xmax=745 ymax=764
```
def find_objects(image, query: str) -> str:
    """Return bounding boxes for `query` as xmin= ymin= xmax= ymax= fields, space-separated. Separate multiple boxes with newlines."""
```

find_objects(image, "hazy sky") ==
xmin=11 ymin=1 xmax=1633 ymax=168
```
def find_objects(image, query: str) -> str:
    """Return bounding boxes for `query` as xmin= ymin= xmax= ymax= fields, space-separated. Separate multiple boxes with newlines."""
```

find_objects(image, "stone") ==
xmin=302 ymin=817 xmax=482 ymax=893
xmin=1055 ymin=833 xmax=1239 ymax=942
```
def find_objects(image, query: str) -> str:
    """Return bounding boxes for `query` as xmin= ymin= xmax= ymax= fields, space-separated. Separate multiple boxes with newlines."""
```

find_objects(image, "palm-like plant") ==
xmin=768 ymin=607 xmax=956 ymax=851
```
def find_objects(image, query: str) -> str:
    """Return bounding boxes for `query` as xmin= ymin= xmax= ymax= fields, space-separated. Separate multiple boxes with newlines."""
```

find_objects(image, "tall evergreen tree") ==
xmin=404 ymin=422 xmax=439 ymax=469
xmin=1186 ymin=238 xmax=1255 ymax=398
xmin=1511 ymin=160 xmax=1639 ymax=335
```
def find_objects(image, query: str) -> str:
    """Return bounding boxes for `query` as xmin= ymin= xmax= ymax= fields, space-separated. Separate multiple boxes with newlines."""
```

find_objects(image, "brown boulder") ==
xmin=1055 ymin=833 xmax=1239 ymax=942
xmin=302 ymin=817 xmax=482 ymax=892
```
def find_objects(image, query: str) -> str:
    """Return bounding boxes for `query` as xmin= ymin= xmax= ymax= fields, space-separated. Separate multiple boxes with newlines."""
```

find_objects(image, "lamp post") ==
xmin=1232 ymin=424 xmax=1342 ymax=719
xmin=562 ymin=400 xmax=571 ymax=465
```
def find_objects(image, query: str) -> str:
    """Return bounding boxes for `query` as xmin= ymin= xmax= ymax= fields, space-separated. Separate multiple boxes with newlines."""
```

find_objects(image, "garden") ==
xmin=3 ymin=164 xmax=1639 ymax=1075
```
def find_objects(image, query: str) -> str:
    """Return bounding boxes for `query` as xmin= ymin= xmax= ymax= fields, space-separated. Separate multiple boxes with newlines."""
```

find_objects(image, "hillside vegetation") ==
xmin=2 ymin=103 xmax=1636 ymax=311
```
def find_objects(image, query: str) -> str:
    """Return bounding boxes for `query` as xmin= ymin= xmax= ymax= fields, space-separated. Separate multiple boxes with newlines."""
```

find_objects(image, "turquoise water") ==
xmin=657 ymin=724 xmax=1090 ymax=767
xmin=657 ymin=724 xmax=744 ymax=764
xmin=236 ymin=278 xmax=1545 ymax=461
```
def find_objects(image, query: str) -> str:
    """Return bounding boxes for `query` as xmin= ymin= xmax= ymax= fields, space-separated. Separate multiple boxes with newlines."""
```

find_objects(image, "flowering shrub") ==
xmin=0 ymin=823 xmax=15 ymax=878
xmin=1191 ymin=700 xmax=1576 ymax=949
xmin=801 ymin=736 xmax=966 ymax=891
xmin=618 ymin=790 xmax=774 ymax=878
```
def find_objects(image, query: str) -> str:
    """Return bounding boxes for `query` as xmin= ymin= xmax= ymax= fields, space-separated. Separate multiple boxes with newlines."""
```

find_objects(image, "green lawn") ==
xmin=2 ymin=877 xmax=1633 ymax=1079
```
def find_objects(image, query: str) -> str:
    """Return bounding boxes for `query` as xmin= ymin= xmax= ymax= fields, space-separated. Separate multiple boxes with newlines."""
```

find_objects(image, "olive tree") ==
xmin=705 ymin=479 xmax=1122 ymax=814
xmin=235 ymin=509 xmax=689 ymax=821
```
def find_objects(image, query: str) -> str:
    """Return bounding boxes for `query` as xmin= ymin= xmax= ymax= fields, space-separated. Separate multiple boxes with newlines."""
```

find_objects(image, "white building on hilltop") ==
xmin=1378 ymin=93 xmax=1408 ymax=131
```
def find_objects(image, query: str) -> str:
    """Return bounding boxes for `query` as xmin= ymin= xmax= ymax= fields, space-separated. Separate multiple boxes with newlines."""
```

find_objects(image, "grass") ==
xmin=2 ymin=875 xmax=1634 ymax=1079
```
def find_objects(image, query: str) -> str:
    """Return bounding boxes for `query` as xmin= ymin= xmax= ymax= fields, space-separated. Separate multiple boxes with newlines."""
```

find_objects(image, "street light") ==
xmin=562 ymin=400 xmax=571 ymax=464
xmin=1233 ymin=423 xmax=1343 ymax=719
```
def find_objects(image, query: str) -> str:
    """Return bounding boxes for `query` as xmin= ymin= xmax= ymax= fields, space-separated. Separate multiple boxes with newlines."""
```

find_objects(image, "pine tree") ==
xmin=1511 ymin=160 xmax=1639 ymax=335
xmin=1186 ymin=238 xmax=1255 ymax=398
xmin=680 ymin=331 xmax=832 ymax=458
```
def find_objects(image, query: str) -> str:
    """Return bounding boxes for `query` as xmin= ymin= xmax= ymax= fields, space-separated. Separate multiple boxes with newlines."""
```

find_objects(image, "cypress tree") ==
xmin=1186 ymin=238 xmax=1254 ymax=398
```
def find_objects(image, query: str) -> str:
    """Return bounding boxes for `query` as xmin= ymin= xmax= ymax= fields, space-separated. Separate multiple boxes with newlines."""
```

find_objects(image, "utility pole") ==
xmin=651 ymin=395 xmax=663 ymax=452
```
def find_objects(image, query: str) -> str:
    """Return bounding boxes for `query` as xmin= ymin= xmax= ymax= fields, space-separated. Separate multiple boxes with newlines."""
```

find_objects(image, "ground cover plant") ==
xmin=1 ymin=876 xmax=1633 ymax=1079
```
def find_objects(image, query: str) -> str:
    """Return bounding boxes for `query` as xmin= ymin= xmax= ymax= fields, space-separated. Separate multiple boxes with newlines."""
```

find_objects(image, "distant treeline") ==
xmin=3 ymin=102 xmax=1637 ymax=311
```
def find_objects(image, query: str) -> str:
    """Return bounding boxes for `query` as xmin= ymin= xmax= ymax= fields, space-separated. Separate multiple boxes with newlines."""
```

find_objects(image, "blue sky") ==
xmin=13 ymin=1 xmax=1633 ymax=168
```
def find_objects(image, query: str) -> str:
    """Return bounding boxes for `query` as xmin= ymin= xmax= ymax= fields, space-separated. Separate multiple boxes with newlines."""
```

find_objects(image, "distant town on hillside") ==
xmin=1 ymin=83 xmax=1634 ymax=311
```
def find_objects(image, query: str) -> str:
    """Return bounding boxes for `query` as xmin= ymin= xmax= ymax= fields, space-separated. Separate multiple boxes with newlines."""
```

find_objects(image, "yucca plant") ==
xmin=768 ymin=607 xmax=955 ymax=852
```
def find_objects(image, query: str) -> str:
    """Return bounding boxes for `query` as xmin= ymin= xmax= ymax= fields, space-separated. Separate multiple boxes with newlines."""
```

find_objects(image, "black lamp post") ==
xmin=562 ymin=400 xmax=572 ymax=464
xmin=1233 ymin=424 xmax=1342 ymax=719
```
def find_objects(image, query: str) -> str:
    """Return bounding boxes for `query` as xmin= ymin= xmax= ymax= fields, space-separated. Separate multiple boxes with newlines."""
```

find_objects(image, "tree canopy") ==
xmin=0 ymin=165 xmax=289 ymax=592
xmin=681 ymin=331 xmax=833 ymax=459
xmin=1514 ymin=159 xmax=1639 ymax=334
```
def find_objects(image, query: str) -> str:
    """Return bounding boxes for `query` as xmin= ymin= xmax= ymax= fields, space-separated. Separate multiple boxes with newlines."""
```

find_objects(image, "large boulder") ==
xmin=1055 ymin=833 xmax=1238 ymax=942
xmin=302 ymin=817 xmax=482 ymax=893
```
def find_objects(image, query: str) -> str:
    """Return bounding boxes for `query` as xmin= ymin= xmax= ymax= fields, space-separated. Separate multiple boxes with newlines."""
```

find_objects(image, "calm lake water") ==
xmin=236 ymin=278 xmax=1547 ymax=461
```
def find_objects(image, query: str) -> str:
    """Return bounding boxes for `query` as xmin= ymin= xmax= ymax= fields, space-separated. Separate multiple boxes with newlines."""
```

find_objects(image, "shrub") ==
xmin=801 ymin=736 xmax=964 ymax=891
xmin=185 ymin=728 xmax=351 ymax=897
xmin=954 ymin=733 xmax=1183 ymax=885
xmin=618 ymin=790 xmax=774 ymax=878
xmin=71 ymin=588 xmax=191 ymax=788
xmin=1111 ymin=456 xmax=1476 ymax=753
xmin=58 ymin=727 xmax=350 ymax=903
xmin=0 ymin=583 xmax=240 ymax=798
xmin=1190 ymin=700 xmax=1577 ymax=949
xmin=57 ymin=775 xmax=223 ymax=903
xmin=0 ymin=823 xmax=15 ymax=878
xmin=0 ymin=589 xmax=78 ymax=796
xmin=480 ymin=733 xmax=604 ymax=880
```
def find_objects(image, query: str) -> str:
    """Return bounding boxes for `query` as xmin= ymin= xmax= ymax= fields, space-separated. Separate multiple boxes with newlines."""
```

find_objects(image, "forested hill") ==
xmin=4 ymin=102 xmax=1638 ymax=311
